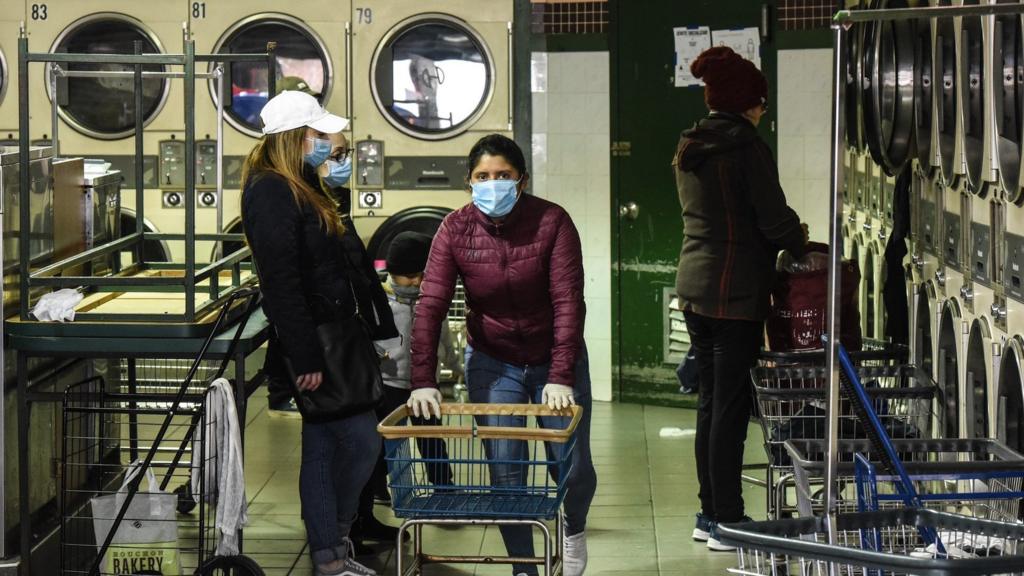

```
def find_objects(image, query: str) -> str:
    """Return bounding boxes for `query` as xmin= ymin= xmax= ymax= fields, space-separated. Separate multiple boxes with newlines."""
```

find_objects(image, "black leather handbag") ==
xmin=286 ymin=283 xmax=384 ymax=423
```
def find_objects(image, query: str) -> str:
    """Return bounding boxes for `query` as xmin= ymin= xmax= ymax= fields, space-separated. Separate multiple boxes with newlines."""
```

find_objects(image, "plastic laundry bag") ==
xmin=766 ymin=242 xmax=863 ymax=352
xmin=31 ymin=288 xmax=83 ymax=322
xmin=91 ymin=460 xmax=181 ymax=575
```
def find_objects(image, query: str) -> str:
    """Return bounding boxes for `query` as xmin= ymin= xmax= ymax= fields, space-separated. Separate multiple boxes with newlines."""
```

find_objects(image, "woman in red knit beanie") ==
xmin=673 ymin=46 xmax=807 ymax=550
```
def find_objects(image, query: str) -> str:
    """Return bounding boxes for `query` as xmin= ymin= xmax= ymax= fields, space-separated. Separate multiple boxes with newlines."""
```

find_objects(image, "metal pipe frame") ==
xmin=17 ymin=43 xmax=272 ymax=327
xmin=50 ymin=68 xmax=220 ymax=80
xmin=396 ymin=517 xmax=562 ymax=576
xmin=836 ymin=4 xmax=1024 ymax=24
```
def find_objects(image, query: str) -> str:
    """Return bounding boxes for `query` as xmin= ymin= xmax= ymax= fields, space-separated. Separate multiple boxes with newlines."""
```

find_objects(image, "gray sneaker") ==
xmin=315 ymin=538 xmax=377 ymax=576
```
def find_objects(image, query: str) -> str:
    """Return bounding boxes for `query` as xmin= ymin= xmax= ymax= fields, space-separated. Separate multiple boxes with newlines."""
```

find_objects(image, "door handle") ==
xmin=619 ymin=202 xmax=639 ymax=220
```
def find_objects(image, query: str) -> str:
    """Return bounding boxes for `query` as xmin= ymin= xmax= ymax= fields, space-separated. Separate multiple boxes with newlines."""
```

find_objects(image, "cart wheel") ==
xmin=175 ymin=484 xmax=197 ymax=514
xmin=195 ymin=555 xmax=264 ymax=575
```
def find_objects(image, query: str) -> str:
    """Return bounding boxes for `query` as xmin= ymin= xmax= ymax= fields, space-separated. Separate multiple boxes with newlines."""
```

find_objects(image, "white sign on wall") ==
xmin=711 ymin=27 xmax=762 ymax=69
xmin=673 ymin=26 xmax=712 ymax=87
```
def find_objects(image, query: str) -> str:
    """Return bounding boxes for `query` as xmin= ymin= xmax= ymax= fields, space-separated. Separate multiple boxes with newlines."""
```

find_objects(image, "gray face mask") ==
xmin=391 ymin=284 xmax=421 ymax=301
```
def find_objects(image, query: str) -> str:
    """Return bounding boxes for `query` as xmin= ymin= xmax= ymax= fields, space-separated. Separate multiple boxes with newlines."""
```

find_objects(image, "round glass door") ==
xmin=372 ymin=14 xmax=494 ymax=140
xmin=51 ymin=14 xmax=168 ymax=140
xmin=213 ymin=15 xmax=332 ymax=137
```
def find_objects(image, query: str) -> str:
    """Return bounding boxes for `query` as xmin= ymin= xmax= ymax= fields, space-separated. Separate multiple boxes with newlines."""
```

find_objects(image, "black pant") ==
xmin=683 ymin=311 xmax=763 ymax=522
xmin=358 ymin=385 xmax=454 ymax=517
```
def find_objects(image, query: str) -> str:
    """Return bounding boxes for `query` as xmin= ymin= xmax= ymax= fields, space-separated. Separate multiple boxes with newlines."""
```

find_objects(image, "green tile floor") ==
xmin=237 ymin=391 xmax=769 ymax=576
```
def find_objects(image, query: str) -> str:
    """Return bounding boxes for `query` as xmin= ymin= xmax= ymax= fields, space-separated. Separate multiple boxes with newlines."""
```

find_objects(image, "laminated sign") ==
xmin=91 ymin=461 xmax=182 ymax=575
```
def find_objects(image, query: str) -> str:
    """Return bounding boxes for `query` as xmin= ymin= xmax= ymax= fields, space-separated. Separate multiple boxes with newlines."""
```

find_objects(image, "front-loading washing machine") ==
xmin=173 ymin=2 xmax=352 ymax=263
xmin=25 ymin=2 xmax=192 ymax=261
xmin=930 ymin=6 xmax=969 ymax=440
xmin=996 ymin=337 xmax=1024 ymax=500
xmin=348 ymin=0 xmax=514 ymax=261
xmin=0 ymin=3 xmax=25 ymax=142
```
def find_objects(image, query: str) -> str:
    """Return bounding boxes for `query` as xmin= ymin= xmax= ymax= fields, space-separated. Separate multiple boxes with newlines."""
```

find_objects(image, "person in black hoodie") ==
xmin=673 ymin=47 xmax=806 ymax=550
xmin=242 ymin=90 xmax=396 ymax=576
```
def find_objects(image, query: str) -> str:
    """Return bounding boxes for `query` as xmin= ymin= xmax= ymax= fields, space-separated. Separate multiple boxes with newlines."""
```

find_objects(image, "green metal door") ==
xmin=611 ymin=1 xmax=777 ymax=406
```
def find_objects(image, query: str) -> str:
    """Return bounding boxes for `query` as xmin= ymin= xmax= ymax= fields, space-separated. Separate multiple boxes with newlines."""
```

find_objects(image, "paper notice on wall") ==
xmin=673 ymin=26 xmax=712 ymax=87
xmin=711 ymin=27 xmax=762 ymax=69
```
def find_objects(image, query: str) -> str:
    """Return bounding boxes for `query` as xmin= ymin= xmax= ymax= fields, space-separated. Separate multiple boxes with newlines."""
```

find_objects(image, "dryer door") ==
xmin=935 ymin=8 xmax=958 ymax=184
xmin=371 ymin=15 xmax=498 ymax=140
xmin=212 ymin=15 xmax=334 ymax=138
xmin=937 ymin=299 xmax=963 ymax=438
xmin=964 ymin=319 xmax=991 ymax=439
xmin=51 ymin=15 xmax=169 ymax=140
xmin=998 ymin=337 xmax=1024 ymax=461
xmin=994 ymin=5 xmax=1023 ymax=199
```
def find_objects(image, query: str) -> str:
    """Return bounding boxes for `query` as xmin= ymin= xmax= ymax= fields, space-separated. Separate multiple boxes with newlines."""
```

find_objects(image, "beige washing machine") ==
xmin=930 ymin=6 xmax=970 ymax=440
xmin=960 ymin=1 xmax=1024 ymax=441
xmin=0 ymin=3 xmax=25 ymax=142
xmin=160 ymin=1 xmax=354 ymax=263
xmin=348 ymin=0 xmax=513 ymax=261
xmin=25 ymin=2 xmax=191 ymax=262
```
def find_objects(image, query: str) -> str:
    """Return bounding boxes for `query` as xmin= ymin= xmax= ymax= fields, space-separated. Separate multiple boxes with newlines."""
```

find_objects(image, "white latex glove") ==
xmin=408 ymin=387 xmax=443 ymax=419
xmin=541 ymin=383 xmax=575 ymax=410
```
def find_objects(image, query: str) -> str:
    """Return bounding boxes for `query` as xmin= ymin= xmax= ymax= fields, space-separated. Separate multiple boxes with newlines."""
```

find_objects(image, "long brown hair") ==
xmin=241 ymin=127 xmax=343 ymax=236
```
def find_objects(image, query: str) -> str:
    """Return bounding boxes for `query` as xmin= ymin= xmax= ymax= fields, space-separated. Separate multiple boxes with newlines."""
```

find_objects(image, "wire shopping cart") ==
xmin=751 ymin=362 xmax=935 ymax=518
xmin=783 ymin=438 xmax=1024 ymax=521
xmin=378 ymin=403 xmax=583 ymax=576
xmin=59 ymin=288 xmax=262 ymax=576
xmin=718 ymin=508 xmax=1024 ymax=576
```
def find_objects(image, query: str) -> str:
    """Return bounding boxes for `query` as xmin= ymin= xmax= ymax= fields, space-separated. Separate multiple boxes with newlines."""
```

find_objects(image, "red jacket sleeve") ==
xmin=546 ymin=210 xmax=586 ymax=386
xmin=410 ymin=218 xmax=459 ymax=389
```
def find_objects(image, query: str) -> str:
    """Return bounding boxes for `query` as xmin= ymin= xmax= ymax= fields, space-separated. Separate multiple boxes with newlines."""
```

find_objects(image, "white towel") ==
xmin=193 ymin=378 xmax=248 ymax=555
xmin=31 ymin=288 xmax=83 ymax=322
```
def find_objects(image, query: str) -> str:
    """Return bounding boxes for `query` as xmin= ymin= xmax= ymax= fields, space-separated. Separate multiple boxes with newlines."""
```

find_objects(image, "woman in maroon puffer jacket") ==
xmin=407 ymin=134 xmax=596 ymax=576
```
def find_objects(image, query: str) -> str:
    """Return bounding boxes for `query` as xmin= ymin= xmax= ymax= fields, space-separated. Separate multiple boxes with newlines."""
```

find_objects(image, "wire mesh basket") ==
xmin=378 ymin=403 xmax=581 ymax=520
xmin=60 ymin=376 xmax=219 ymax=575
xmin=784 ymin=438 xmax=1024 ymax=522
xmin=751 ymin=363 xmax=935 ymax=518
xmin=752 ymin=364 xmax=936 ymax=467
xmin=757 ymin=339 xmax=909 ymax=367
xmin=720 ymin=508 xmax=1024 ymax=576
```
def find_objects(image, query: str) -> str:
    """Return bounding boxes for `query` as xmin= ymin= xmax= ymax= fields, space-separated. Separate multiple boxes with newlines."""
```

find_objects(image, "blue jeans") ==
xmin=300 ymin=409 xmax=380 ymax=565
xmin=465 ymin=345 xmax=597 ymax=576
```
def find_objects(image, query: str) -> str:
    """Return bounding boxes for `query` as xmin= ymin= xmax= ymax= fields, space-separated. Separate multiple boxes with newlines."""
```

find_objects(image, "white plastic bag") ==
xmin=90 ymin=460 xmax=181 ymax=575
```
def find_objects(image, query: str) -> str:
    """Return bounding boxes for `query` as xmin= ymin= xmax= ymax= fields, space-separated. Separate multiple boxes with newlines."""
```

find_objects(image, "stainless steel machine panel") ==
xmin=355 ymin=139 xmax=384 ymax=188
xmin=944 ymin=210 xmax=962 ymax=268
xmin=385 ymin=156 xmax=469 ymax=189
xmin=0 ymin=146 xmax=54 ymax=308
xmin=972 ymin=222 xmax=992 ymax=286
xmin=922 ymin=198 xmax=938 ymax=256
xmin=1006 ymin=232 xmax=1024 ymax=301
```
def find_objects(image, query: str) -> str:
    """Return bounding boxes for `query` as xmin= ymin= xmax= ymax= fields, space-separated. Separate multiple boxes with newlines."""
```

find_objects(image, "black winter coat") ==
xmin=243 ymin=171 xmax=397 ymax=376
xmin=675 ymin=112 xmax=806 ymax=321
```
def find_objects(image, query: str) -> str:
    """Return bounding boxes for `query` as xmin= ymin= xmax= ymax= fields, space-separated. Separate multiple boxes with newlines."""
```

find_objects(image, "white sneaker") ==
xmin=563 ymin=531 xmax=587 ymax=576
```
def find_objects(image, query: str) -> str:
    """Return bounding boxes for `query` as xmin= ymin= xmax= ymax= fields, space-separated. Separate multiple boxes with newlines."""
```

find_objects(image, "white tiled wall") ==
xmin=531 ymin=51 xmax=613 ymax=402
xmin=777 ymin=48 xmax=833 ymax=242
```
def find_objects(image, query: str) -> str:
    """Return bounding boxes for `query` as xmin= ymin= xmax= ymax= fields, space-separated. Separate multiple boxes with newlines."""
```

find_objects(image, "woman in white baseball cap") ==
xmin=240 ymin=90 xmax=387 ymax=576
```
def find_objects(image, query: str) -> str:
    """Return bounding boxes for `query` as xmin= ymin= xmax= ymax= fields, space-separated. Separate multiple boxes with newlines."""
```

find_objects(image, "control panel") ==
xmin=943 ymin=211 xmax=961 ymax=268
xmin=159 ymin=138 xmax=219 ymax=208
xmin=1004 ymin=232 xmax=1024 ymax=302
xmin=355 ymin=139 xmax=384 ymax=188
xmin=920 ymin=199 xmax=936 ymax=255
xmin=970 ymin=223 xmax=991 ymax=286
xmin=385 ymin=156 xmax=469 ymax=189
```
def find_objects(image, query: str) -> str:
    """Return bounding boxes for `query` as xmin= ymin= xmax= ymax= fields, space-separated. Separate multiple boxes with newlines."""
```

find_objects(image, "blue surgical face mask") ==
xmin=471 ymin=179 xmax=521 ymax=218
xmin=323 ymin=157 xmax=353 ymax=187
xmin=303 ymin=137 xmax=332 ymax=168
